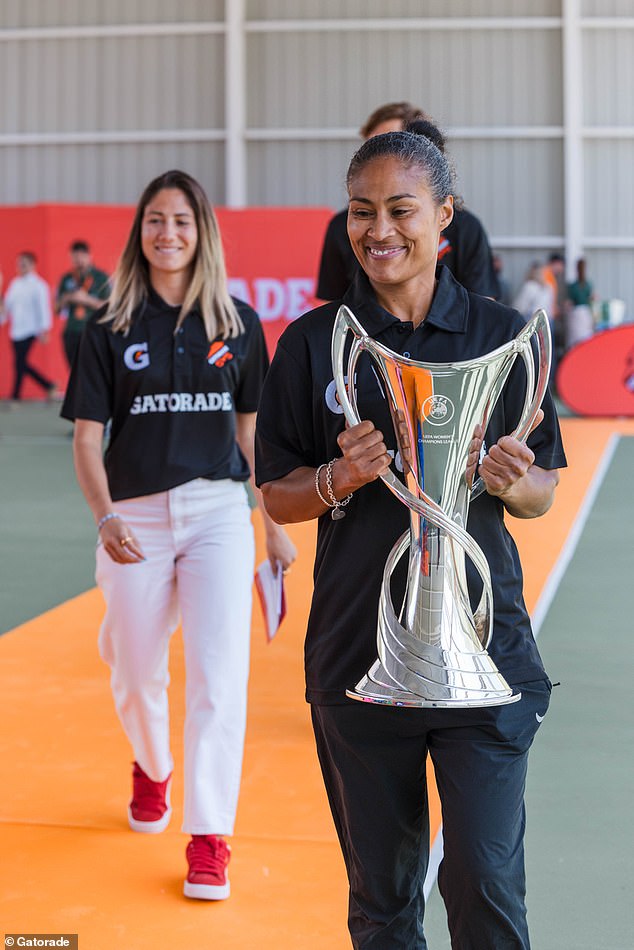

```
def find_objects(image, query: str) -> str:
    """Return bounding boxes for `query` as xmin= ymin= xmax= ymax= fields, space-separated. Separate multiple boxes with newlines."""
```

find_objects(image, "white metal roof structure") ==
xmin=1 ymin=0 xmax=632 ymax=307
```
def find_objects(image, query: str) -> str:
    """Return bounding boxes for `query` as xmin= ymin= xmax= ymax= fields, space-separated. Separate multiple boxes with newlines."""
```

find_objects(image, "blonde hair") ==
xmin=102 ymin=170 xmax=243 ymax=340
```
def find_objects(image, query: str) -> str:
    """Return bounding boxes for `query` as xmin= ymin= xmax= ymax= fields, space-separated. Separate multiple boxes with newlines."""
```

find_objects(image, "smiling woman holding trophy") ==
xmin=255 ymin=128 xmax=566 ymax=949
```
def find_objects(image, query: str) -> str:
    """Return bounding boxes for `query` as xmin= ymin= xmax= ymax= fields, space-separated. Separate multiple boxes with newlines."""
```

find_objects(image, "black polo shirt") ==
xmin=316 ymin=209 xmax=357 ymax=301
xmin=316 ymin=206 xmax=499 ymax=300
xmin=437 ymin=208 xmax=499 ymax=298
xmin=256 ymin=266 xmax=567 ymax=704
xmin=62 ymin=289 xmax=268 ymax=501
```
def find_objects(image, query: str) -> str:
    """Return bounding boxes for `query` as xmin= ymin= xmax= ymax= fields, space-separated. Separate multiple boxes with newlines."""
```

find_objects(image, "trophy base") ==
xmin=347 ymin=671 xmax=522 ymax=709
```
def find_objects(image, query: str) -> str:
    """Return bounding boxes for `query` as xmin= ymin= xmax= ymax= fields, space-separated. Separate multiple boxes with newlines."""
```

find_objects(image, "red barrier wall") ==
xmin=556 ymin=324 xmax=634 ymax=417
xmin=0 ymin=204 xmax=333 ymax=400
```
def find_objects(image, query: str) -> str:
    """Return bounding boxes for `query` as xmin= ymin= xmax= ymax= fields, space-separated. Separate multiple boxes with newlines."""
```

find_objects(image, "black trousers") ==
xmin=311 ymin=679 xmax=551 ymax=950
xmin=11 ymin=336 xmax=54 ymax=399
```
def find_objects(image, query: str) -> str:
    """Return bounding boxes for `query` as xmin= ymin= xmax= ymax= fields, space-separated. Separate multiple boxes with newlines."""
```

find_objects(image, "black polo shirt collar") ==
xmin=145 ymin=285 xmax=191 ymax=316
xmin=342 ymin=264 xmax=469 ymax=338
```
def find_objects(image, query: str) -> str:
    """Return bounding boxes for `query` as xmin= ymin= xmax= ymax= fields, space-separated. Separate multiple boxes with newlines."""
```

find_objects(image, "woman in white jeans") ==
xmin=62 ymin=169 xmax=296 ymax=901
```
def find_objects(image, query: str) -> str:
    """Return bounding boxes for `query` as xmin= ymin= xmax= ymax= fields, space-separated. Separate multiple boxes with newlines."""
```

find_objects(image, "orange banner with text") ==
xmin=0 ymin=204 xmax=333 ymax=400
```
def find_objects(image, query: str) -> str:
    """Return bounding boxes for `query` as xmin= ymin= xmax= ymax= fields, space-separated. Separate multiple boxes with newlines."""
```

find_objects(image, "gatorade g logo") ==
xmin=123 ymin=341 xmax=150 ymax=370
xmin=422 ymin=394 xmax=455 ymax=426
xmin=207 ymin=341 xmax=233 ymax=367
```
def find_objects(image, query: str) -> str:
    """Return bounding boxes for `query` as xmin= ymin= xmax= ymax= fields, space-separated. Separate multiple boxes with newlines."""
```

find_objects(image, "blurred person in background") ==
xmin=514 ymin=261 xmax=557 ymax=387
xmin=55 ymin=239 xmax=110 ymax=371
xmin=61 ymin=170 xmax=296 ymax=901
xmin=0 ymin=251 xmax=59 ymax=404
xmin=542 ymin=252 xmax=566 ymax=361
xmin=513 ymin=261 xmax=555 ymax=322
xmin=493 ymin=252 xmax=512 ymax=306
xmin=565 ymin=257 xmax=595 ymax=349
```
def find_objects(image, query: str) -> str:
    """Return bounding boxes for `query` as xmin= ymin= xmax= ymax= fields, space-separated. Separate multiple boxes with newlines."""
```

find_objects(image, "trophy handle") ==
xmin=333 ymin=306 xmax=441 ymax=519
xmin=470 ymin=309 xmax=552 ymax=501
xmin=332 ymin=305 xmax=494 ymax=647
xmin=331 ymin=304 xmax=366 ymax=429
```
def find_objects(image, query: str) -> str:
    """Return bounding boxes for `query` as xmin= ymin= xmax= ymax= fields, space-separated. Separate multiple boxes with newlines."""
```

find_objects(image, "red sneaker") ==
xmin=127 ymin=761 xmax=172 ymax=833
xmin=184 ymin=835 xmax=231 ymax=900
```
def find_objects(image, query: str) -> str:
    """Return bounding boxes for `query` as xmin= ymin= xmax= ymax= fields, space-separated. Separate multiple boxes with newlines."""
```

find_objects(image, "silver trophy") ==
xmin=332 ymin=305 xmax=551 ymax=708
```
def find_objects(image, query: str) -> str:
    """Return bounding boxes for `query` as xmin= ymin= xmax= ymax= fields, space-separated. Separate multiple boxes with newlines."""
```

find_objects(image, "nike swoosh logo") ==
xmin=535 ymin=713 xmax=546 ymax=723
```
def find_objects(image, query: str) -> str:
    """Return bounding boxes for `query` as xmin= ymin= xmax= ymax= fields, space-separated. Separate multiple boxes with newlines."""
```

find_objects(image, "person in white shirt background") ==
xmin=0 ymin=251 xmax=59 ymax=404
xmin=513 ymin=261 xmax=558 ymax=388
xmin=512 ymin=261 xmax=555 ymax=321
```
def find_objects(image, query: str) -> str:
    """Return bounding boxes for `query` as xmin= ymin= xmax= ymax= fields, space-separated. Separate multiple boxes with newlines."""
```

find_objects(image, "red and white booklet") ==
xmin=254 ymin=559 xmax=287 ymax=642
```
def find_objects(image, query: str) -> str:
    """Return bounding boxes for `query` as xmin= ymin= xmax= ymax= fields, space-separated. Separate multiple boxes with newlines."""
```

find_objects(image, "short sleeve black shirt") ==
xmin=316 ymin=209 xmax=356 ymax=301
xmin=438 ymin=207 xmax=500 ymax=298
xmin=62 ymin=290 xmax=269 ymax=501
xmin=256 ymin=266 xmax=567 ymax=704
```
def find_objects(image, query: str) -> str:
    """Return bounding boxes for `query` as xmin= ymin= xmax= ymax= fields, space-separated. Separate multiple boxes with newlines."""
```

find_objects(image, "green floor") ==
xmin=2 ymin=403 xmax=633 ymax=948
xmin=0 ymin=402 xmax=96 ymax=634
xmin=424 ymin=436 xmax=634 ymax=949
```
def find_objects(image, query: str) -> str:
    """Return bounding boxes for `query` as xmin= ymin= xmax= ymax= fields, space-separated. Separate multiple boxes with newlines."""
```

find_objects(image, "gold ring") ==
xmin=120 ymin=537 xmax=133 ymax=546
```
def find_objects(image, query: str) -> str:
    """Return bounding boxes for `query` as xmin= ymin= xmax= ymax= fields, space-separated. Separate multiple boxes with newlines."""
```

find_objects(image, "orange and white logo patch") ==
xmin=437 ymin=236 xmax=452 ymax=260
xmin=207 ymin=341 xmax=233 ymax=367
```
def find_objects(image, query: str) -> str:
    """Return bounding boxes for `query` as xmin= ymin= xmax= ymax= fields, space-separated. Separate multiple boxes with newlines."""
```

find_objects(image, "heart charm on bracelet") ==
xmin=331 ymin=507 xmax=346 ymax=521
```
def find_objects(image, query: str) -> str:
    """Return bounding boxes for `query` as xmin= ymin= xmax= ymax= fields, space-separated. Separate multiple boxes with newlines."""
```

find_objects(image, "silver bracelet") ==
xmin=314 ymin=463 xmax=333 ymax=508
xmin=325 ymin=459 xmax=353 ymax=521
xmin=97 ymin=512 xmax=121 ymax=532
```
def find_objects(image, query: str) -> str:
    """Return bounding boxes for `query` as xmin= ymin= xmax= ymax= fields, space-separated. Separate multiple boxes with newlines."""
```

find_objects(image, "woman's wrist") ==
xmin=97 ymin=511 xmax=121 ymax=532
xmin=315 ymin=458 xmax=353 ymax=520
xmin=264 ymin=516 xmax=286 ymax=537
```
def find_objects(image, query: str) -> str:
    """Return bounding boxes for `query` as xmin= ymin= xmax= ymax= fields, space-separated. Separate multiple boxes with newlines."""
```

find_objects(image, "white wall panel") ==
xmin=0 ymin=41 xmax=20 ymax=131
xmin=247 ymin=1 xmax=560 ymax=18
xmin=0 ymin=142 xmax=225 ymax=204
xmin=585 ymin=251 xmax=634 ymax=313
xmin=0 ymin=35 xmax=224 ymax=135
xmin=585 ymin=140 xmax=634 ymax=238
xmin=0 ymin=4 xmax=632 ymax=317
xmin=449 ymin=139 xmax=564 ymax=237
xmin=246 ymin=28 xmax=562 ymax=129
xmin=582 ymin=0 xmax=634 ymax=15
xmin=247 ymin=140 xmax=357 ymax=206
xmin=0 ymin=1 xmax=223 ymax=28
xmin=583 ymin=30 xmax=634 ymax=126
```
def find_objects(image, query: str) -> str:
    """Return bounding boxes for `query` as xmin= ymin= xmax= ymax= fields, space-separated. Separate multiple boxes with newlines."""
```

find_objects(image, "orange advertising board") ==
xmin=0 ymin=204 xmax=333 ymax=399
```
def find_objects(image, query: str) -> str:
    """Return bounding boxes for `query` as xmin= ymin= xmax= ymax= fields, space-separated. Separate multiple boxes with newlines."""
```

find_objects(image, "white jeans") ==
xmin=96 ymin=478 xmax=255 ymax=835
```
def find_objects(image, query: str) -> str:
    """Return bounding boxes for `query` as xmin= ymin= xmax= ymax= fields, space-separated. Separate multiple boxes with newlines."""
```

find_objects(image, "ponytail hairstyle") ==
xmin=102 ymin=169 xmax=243 ymax=340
